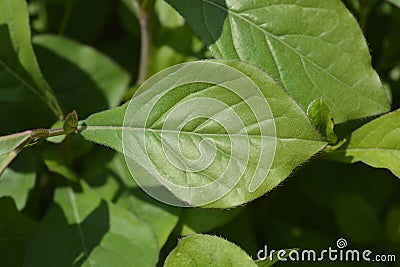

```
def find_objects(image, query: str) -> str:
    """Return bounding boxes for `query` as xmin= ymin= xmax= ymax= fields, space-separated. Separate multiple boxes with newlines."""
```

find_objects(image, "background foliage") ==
xmin=0 ymin=0 xmax=399 ymax=266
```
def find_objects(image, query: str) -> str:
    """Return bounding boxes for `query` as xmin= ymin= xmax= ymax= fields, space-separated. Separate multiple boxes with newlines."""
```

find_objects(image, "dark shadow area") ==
xmin=362 ymin=1 xmax=400 ymax=110
xmin=81 ymin=147 xmax=181 ymax=219
xmin=24 ymin=199 xmax=110 ymax=266
xmin=4 ymin=149 xmax=37 ymax=174
xmin=0 ymin=196 xmax=35 ymax=267
xmin=97 ymin=37 xmax=140 ymax=82
xmin=153 ymin=24 xmax=208 ymax=58
xmin=33 ymin=44 xmax=110 ymax=120
xmin=42 ymin=0 xmax=112 ymax=45
xmin=244 ymin=159 xmax=400 ymax=267
xmin=334 ymin=117 xmax=375 ymax=141
xmin=165 ymin=0 xmax=228 ymax=47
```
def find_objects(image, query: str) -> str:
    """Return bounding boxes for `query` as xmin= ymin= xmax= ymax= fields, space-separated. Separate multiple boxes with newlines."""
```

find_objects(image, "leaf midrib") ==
xmin=82 ymin=125 xmax=323 ymax=142
xmin=150 ymin=128 xmax=273 ymax=183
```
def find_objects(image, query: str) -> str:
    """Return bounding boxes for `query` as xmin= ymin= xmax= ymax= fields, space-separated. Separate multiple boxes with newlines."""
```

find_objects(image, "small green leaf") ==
xmin=63 ymin=110 xmax=78 ymax=133
xmin=167 ymin=0 xmax=390 ymax=123
xmin=24 ymin=181 xmax=159 ymax=267
xmin=307 ymin=98 xmax=338 ymax=144
xmin=0 ymin=0 xmax=63 ymax=119
xmin=325 ymin=138 xmax=347 ymax=152
xmin=164 ymin=234 xmax=257 ymax=267
xmin=80 ymin=60 xmax=326 ymax=208
xmin=0 ymin=197 xmax=35 ymax=267
xmin=324 ymin=109 xmax=400 ymax=178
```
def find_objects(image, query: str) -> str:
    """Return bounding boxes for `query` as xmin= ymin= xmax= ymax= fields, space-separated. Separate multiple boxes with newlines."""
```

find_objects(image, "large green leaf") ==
xmin=0 ymin=0 xmax=63 ymax=124
xmin=0 ymin=197 xmax=35 ymax=267
xmin=24 ymin=181 xmax=159 ymax=267
xmin=166 ymin=0 xmax=390 ymax=123
xmin=324 ymin=109 xmax=400 ymax=178
xmin=164 ymin=234 xmax=257 ymax=267
xmin=0 ymin=151 xmax=36 ymax=210
xmin=33 ymin=35 xmax=130 ymax=118
xmin=80 ymin=60 xmax=326 ymax=208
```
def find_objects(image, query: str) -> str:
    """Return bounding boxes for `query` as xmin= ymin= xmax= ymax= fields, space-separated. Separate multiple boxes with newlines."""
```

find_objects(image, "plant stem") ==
xmin=30 ymin=127 xmax=69 ymax=141
xmin=135 ymin=0 xmax=152 ymax=85
xmin=31 ymin=110 xmax=78 ymax=141
xmin=48 ymin=127 xmax=69 ymax=137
